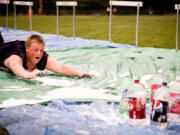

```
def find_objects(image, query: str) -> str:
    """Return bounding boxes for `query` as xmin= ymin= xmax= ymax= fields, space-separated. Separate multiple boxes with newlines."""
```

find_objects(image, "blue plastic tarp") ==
xmin=0 ymin=99 xmax=179 ymax=135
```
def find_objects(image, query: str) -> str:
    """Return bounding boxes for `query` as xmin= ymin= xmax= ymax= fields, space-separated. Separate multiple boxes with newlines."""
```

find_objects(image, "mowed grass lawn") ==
xmin=0 ymin=15 xmax=178 ymax=49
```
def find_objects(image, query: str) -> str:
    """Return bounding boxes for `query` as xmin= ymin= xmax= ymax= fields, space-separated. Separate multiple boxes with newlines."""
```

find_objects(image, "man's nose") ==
xmin=37 ymin=50 xmax=41 ymax=55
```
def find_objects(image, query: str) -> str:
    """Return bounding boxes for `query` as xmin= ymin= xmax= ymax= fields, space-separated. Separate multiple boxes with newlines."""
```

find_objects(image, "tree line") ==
xmin=0 ymin=0 xmax=178 ymax=15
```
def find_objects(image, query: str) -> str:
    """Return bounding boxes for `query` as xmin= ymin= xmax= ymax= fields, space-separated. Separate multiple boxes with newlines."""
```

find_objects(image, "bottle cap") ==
xmin=134 ymin=79 xmax=139 ymax=83
xmin=162 ymin=82 xmax=167 ymax=86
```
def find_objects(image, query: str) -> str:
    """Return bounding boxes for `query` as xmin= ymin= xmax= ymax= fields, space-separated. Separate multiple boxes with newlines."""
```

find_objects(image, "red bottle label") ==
xmin=128 ymin=97 xmax=146 ymax=119
xmin=169 ymin=92 xmax=180 ymax=114
xmin=151 ymin=84 xmax=161 ymax=103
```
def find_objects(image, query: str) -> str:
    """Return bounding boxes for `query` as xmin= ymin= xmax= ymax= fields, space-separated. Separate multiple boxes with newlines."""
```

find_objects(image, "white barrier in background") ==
xmin=175 ymin=4 xmax=180 ymax=51
xmin=109 ymin=1 xmax=143 ymax=46
xmin=56 ymin=1 xmax=77 ymax=39
xmin=13 ymin=1 xmax=33 ymax=32
xmin=0 ymin=0 xmax=10 ymax=30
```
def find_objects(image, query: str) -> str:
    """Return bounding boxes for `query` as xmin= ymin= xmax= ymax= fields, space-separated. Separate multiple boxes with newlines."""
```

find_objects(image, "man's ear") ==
xmin=26 ymin=46 xmax=30 ymax=52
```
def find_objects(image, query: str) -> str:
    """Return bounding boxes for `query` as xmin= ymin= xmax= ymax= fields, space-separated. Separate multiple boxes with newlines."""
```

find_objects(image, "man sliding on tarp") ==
xmin=0 ymin=34 xmax=92 ymax=79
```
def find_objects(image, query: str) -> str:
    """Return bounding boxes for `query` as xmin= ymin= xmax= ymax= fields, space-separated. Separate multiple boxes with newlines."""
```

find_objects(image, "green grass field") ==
xmin=0 ymin=15 xmax=179 ymax=49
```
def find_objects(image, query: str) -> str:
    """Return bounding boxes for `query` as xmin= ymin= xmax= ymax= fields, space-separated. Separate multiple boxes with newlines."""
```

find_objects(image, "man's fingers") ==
xmin=27 ymin=72 xmax=37 ymax=79
xmin=79 ymin=72 xmax=94 ymax=78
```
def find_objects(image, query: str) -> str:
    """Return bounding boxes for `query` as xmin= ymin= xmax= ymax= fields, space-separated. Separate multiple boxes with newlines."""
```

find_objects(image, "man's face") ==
xmin=26 ymin=41 xmax=45 ymax=65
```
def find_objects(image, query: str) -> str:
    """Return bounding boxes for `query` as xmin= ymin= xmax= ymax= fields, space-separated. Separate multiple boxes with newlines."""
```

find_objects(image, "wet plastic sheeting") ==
xmin=0 ymin=46 xmax=180 ymax=107
xmin=0 ymin=99 xmax=179 ymax=135
xmin=0 ymin=27 xmax=180 ymax=135
xmin=0 ymin=27 xmax=133 ymax=49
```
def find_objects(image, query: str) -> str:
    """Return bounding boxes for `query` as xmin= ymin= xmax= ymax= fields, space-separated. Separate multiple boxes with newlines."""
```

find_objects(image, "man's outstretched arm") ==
xmin=46 ymin=56 xmax=92 ymax=78
xmin=4 ymin=55 xmax=38 ymax=79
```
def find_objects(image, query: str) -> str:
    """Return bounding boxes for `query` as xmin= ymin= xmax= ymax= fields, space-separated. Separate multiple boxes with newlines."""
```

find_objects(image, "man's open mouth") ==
xmin=35 ymin=57 xmax=40 ymax=60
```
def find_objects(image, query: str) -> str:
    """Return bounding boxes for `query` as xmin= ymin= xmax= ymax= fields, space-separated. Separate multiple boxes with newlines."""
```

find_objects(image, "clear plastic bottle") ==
xmin=119 ymin=89 xmax=129 ymax=116
xmin=168 ymin=76 xmax=180 ymax=126
xmin=151 ymin=69 xmax=166 ymax=103
xmin=150 ymin=82 xmax=170 ymax=129
xmin=119 ymin=72 xmax=133 ymax=117
xmin=128 ymin=79 xmax=146 ymax=125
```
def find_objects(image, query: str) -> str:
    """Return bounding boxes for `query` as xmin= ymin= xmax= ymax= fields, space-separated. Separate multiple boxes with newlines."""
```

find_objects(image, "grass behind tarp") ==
xmin=0 ymin=15 xmax=178 ymax=49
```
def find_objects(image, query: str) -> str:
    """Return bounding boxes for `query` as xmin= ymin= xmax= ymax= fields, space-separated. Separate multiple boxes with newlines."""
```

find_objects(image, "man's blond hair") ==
xmin=25 ymin=34 xmax=45 ymax=47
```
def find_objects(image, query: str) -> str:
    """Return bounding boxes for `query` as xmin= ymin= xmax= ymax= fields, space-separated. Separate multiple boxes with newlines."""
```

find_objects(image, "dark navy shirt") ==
xmin=0 ymin=40 xmax=48 ymax=72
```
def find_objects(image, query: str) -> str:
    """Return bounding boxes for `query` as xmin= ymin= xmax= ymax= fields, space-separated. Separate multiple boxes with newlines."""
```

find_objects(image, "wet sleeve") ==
xmin=0 ymin=32 xmax=4 ymax=44
xmin=0 ymin=40 xmax=24 ymax=64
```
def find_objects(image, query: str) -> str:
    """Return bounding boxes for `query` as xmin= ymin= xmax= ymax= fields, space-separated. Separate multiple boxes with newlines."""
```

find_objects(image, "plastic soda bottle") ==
xmin=168 ymin=76 xmax=180 ymax=125
xmin=119 ymin=89 xmax=129 ymax=116
xmin=150 ymin=82 xmax=170 ymax=129
xmin=151 ymin=69 xmax=166 ymax=103
xmin=119 ymin=72 xmax=133 ymax=117
xmin=128 ymin=79 xmax=146 ymax=125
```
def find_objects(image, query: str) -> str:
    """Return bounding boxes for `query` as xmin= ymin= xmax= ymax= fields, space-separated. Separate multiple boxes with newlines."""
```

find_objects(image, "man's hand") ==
xmin=78 ymin=72 xmax=94 ymax=78
xmin=26 ymin=71 xmax=40 ymax=79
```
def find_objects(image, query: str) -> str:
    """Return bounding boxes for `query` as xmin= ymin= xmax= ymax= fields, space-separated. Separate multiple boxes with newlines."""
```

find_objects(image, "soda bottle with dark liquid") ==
xmin=150 ymin=82 xmax=170 ymax=129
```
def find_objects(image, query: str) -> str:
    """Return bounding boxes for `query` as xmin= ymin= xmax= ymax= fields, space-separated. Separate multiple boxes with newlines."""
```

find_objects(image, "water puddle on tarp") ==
xmin=0 ymin=46 xmax=180 ymax=108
